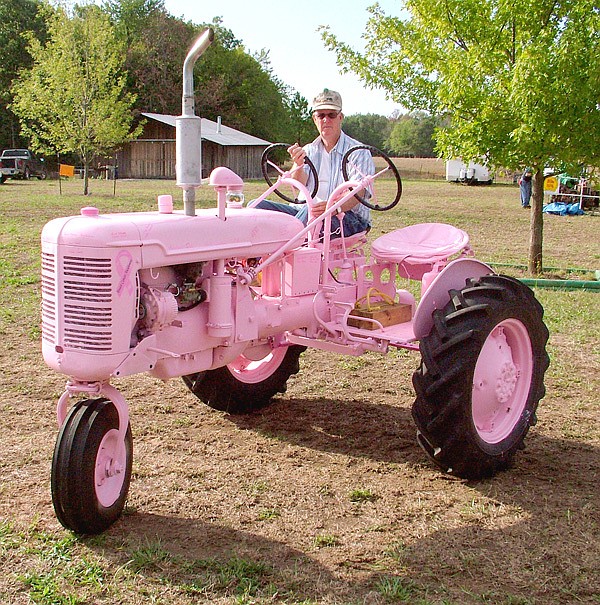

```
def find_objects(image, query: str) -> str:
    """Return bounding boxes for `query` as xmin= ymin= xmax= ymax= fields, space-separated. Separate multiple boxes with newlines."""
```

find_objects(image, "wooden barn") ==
xmin=117 ymin=112 xmax=271 ymax=179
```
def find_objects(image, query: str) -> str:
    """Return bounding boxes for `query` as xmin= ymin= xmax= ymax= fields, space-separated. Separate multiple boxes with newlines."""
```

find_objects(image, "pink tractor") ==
xmin=41 ymin=30 xmax=549 ymax=534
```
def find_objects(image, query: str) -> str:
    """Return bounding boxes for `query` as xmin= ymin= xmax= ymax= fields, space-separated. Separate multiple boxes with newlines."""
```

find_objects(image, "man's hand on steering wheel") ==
xmin=261 ymin=143 xmax=318 ymax=204
xmin=288 ymin=143 xmax=307 ymax=168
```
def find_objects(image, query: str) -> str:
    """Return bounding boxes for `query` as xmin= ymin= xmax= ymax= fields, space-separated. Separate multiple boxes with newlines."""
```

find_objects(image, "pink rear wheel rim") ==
xmin=227 ymin=346 xmax=288 ymax=384
xmin=472 ymin=318 xmax=534 ymax=444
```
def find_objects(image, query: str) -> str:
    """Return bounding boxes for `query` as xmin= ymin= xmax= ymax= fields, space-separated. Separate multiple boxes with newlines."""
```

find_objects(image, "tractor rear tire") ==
xmin=412 ymin=275 xmax=549 ymax=479
xmin=183 ymin=344 xmax=306 ymax=414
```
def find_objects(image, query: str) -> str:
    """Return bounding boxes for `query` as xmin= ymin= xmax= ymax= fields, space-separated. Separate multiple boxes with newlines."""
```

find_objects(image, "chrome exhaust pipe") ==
xmin=176 ymin=28 xmax=214 ymax=216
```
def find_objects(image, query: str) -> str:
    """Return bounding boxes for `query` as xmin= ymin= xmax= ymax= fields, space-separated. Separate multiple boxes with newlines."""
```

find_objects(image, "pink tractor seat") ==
xmin=372 ymin=223 xmax=470 ymax=280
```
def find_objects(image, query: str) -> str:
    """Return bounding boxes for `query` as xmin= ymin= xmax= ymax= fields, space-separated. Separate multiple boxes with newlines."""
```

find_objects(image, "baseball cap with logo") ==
xmin=312 ymin=89 xmax=342 ymax=112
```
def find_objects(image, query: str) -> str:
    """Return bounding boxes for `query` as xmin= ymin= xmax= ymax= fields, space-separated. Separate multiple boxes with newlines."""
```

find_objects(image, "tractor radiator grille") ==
xmin=41 ymin=252 xmax=56 ymax=342
xmin=41 ymin=253 xmax=114 ymax=351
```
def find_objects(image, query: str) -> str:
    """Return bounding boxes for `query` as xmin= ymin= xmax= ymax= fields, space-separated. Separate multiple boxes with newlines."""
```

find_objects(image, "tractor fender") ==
xmin=413 ymin=258 xmax=494 ymax=340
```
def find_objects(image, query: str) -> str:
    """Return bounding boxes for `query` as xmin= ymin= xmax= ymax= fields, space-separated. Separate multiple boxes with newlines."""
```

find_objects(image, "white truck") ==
xmin=446 ymin=159 xmax=492 ymax=185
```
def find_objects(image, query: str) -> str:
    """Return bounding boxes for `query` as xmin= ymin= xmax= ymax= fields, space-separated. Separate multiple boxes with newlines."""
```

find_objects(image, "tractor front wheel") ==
xmin=412 ymin=275 xmax=549 ymax=479
xmin=51 ymin=398 xmax=133 ymax=534
xmin=183 ymin=344 xmax=305 ymax=414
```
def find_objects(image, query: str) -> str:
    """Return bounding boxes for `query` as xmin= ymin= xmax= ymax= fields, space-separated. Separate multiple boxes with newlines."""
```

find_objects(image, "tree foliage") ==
xmin=284 ymin=91 xmax=314 ymax=144
xmin=196 ymin=40 xmax=291 ymax=141
xmin=12 ymin=4 xmax=141 ymax=194
xmin=387 ymin=111 xmax=437 ymax=157
xmin=342 ymin=113 xmax=392 ymax=152
xmin=0 ymin=0 xmax=48 ymax=149
xmin=105 ymin=0 xmax=197 ymax=116
xmin=322 ymin=0 xmax=600 ymax=273
xmin=104 ymin=7 xmax=303 ymax=142
xmin=194 ymin=24 xmax=307 ymax=143
xmin=104 ymin=0 xmax=166 ymax=45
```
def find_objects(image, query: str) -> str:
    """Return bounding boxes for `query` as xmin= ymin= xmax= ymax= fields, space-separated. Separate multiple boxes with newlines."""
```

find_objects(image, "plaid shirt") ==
xmin=302 ymin=131 xmax=373 ymax=226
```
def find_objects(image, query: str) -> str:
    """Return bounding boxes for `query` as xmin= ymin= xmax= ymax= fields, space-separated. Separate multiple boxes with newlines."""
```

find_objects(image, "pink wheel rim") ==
xmin=227 ymin=346 xmax=288 ymax=384
xmin=472 ymin=318 xmax=533 ymax=444
xmin=95 ymin=429 xmax=127 ymax=508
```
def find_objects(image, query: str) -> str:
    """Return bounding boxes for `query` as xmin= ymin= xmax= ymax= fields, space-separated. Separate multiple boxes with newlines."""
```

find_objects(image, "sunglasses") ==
xmin=313 ymin=111 xmax=340 ymax=120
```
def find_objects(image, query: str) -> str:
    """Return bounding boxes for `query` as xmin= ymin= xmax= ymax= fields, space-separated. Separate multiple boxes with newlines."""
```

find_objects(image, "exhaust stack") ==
xmin=176 ymin=28 xmax=214 ymax=216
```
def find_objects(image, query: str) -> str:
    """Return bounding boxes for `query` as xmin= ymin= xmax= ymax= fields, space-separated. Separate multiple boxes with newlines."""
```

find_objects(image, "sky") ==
xmin=162 ymin=0 xmax=404 ymax=117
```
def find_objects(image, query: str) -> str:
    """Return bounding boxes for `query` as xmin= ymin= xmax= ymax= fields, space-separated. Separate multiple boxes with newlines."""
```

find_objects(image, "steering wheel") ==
xmin=341 ymin=145 xmax=402 ymax=211
xmin=261 ymin=143 xmax=319 ymax=204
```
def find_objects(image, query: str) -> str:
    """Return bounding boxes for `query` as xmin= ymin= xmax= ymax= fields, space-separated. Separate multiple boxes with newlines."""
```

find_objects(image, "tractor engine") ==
xmin=41 ymin=202 xmax=308 ymax=383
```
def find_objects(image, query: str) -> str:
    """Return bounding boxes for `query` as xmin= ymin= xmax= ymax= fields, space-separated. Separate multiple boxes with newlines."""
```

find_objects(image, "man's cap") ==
xmin=312 ymin=88 xmax=342 ymax=112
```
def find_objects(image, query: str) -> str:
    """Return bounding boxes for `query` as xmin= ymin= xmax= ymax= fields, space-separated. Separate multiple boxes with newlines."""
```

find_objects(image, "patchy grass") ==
xmin=0 ymin=177 xmax=598 ymax=604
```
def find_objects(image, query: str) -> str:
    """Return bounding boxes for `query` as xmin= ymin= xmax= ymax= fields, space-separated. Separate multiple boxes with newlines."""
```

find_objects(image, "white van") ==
xmin=445 ymin=159 xmax=492 ymax=184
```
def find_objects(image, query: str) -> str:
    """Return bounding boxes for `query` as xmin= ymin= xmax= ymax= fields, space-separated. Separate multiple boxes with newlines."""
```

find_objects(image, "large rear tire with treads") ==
xmin=412 ymin=275 xmax=549 ymax=479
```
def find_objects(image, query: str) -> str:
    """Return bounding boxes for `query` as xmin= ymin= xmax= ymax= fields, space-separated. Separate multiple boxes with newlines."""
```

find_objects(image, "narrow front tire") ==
xmin=51 ymin=398 xmax=133 ymax=535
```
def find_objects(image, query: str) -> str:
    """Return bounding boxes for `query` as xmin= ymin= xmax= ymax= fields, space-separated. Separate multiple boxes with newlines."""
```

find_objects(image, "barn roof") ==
xmin=141 ymin=113 xmax=271 ymax=147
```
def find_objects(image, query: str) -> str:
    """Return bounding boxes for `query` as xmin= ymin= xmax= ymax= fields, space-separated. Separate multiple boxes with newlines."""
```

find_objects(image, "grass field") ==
xmin=0 ymin=176 xmax=599 ymax=605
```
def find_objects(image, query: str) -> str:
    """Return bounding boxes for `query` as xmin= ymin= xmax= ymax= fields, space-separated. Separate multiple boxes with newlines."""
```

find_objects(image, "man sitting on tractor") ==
xmin=257 ymin=89 xmax=374 ymax=238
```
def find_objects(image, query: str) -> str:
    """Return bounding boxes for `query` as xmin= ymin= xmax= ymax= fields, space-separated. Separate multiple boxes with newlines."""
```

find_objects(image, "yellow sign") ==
xmin=59 ymin=164 xmax=75 ymax=178
xmin=544 ymin=176 xmax=559 ymax=194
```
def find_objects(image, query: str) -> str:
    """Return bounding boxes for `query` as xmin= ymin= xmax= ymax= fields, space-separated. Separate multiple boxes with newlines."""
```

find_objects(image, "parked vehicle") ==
xmin=446 ymin=158 xmax=493 ymax=184
xmin=41 ymin=30 xmax=550 ymax=535
xmin=0 ymin=148 xmax=46 ymax=182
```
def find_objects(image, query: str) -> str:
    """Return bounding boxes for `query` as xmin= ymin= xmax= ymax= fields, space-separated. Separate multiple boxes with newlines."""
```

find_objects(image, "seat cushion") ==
xmin=372 ymin=223 xmax=469 ymax=263
xmin=372 ymin=223 xmax=470 ymax=280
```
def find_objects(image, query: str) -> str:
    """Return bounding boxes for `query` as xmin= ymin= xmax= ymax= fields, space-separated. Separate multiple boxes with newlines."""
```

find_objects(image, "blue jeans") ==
xmin=255 ymin=200 xmax=369 ymax=239
xmin=520 ymin=180 xmax=532 ymax=207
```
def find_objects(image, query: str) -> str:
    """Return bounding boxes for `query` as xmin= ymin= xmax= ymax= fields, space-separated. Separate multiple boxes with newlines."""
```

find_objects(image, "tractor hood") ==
xmin=41 ymin=205 xmax=305 ymax=267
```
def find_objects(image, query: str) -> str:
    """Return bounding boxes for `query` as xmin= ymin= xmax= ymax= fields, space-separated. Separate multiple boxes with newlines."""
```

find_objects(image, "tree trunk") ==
xmin=528 ymin=170 xmax=544 ymax=275
xmin=83 ymin=163 xmax=89 ymax=196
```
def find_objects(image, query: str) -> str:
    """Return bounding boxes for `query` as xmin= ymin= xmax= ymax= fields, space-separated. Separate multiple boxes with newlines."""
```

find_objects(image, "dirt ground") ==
xmin=0 ymin=178 xmax=599 ymax=604
xmin=1 ymin=314 xmax=599 ymax=604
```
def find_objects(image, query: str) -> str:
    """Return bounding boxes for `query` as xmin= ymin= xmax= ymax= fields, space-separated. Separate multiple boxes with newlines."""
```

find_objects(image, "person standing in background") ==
xmin=519 ymin=167 xmax=533 ymax=208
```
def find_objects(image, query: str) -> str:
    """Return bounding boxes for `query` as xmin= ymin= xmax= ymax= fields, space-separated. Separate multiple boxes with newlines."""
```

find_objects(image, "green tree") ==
xmin=387 ymin=112 xmax=436 ymax=157
xmin=0 ymin=0 xmax=48 ymax=149
xmin=105 ymin=0 xmax=198 ymax=116
xmin=342 ymin=113 xmax=392 ymax=152
xmin=195 ymin=31 xmax=293 ymax=142
xmin=285 ymin=91 xmax=314 ymax=144
xmin=322 ymin=0 xmax=600 ymax=274
xmin=12 ymin=4 xmax=141 ymax=194
xmin=104 ymin=0 xmax=165 ymax=45
xmin=105 ymin=7 xmax=307 ymax=144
